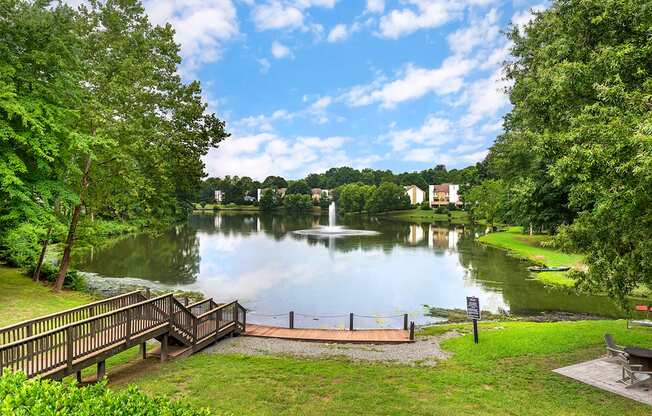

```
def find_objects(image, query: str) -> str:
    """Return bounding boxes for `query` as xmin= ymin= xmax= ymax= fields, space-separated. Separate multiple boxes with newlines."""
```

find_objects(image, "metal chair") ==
xmin=604 ymin=333 xmax=626 ymax=358
xmin=620 ymin=363 xmax=652 ymax=389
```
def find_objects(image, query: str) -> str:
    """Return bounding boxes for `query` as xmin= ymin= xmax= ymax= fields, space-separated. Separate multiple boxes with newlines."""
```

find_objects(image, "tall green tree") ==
xmin=54 ymin=0 xmax=227 ymax=291
xmin=487 ymin=0 xmax=652 ymax=300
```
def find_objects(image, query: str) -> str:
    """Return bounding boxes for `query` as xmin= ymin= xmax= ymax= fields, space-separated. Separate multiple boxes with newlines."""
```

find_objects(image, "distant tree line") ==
xmin=199 ymin=164 xmax=486 ymax=205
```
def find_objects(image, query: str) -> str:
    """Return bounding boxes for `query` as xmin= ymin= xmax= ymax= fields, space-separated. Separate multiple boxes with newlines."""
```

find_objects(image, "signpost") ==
xmin=466 ymin=296 xmax=481 ymax=344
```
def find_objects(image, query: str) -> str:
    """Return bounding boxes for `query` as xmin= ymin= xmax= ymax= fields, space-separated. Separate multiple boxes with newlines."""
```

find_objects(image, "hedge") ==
xmin=0 ymin=370 xmax=210 ymax=415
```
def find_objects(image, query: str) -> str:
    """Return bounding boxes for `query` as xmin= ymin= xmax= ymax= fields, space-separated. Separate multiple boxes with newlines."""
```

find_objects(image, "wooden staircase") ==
xmin=0 ymin=291 xmax=246 ymax=381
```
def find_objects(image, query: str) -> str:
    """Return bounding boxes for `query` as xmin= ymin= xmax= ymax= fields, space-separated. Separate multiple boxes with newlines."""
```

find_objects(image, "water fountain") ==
xmin=294 ymin=201 xmax=379 ymax=237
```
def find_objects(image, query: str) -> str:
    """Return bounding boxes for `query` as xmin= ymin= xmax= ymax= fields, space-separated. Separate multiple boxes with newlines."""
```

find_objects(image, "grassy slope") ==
xmin=0 ymin=266 xmax=96 ymax=327
xmin=478 ymin=227 xmax=583 ymax=287
xmin=118 ymin=321 xmax=652 ymax=416
xmin=382 ymin=209 xmax=470 ymax=224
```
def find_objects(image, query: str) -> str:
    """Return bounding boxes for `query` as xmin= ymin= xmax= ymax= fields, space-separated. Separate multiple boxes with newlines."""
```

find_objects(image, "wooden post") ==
xmin=76 ymin=370 xmax=82 ymax=383
xmin=66 ymin=327 xmax=74 ymax=371
xmin=214 ymin=310 xmax=219 ymax=338
xmin=167 ymin=296 xmax=173 ymax=329
xmin=26 ymin=324 xmax=33 ymax=375
xmin=140 ymin=342 xmax=147 ymax=359
xmin=125 ymin=309 xmax=132 ymax=342
xmin=403 ymin=314 xmax=408 ymax=330
xmin=409 ymin=322 xmax=415 ymax=341
xmin=349 ymin=313 xmax=354 ymax=331
xmin=472 ymin=319 xmax=479 ymax=344
xmin=184 ymin=297 xmax=189 ymax=307
xmin=243 ymin=308 xmax=247 ymax=332
xmin=145 ymin=288 xmax=151 ymax=299
xmin=160 ymin=334 xmax=168 ymax=362
xmin=97 ymin=360 xmax=105 ymax=380
xmin=289 ymin=311 xmax=294 ymax=329
xmin=217 ymin=309 xmax=223 ymax=333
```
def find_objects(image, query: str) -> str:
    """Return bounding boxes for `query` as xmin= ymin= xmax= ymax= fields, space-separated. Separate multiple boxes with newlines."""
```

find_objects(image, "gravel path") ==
xmin=204 ymin=332 xmax=460 ymax=366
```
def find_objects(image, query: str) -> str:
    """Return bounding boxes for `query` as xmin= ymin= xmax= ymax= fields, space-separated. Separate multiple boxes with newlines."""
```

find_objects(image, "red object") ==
xmin=634 ymin=305 xmax=649 ymax=312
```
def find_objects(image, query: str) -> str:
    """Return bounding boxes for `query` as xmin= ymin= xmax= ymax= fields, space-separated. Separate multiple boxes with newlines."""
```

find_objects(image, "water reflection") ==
xmin=74 ymin=212 xmax=623 ymax=327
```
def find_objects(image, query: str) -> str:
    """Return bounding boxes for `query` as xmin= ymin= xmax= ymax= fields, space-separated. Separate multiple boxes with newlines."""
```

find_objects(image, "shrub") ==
xmin=448 ymin=202 xmax=457 ymax=211
xmin=284 ymin=194 xmax=313 ymax=212
xmin=27 ymin=263 xmax=86 ymax=291
xmin=0 ymin=370 xmax=210 ymax=415
xmin=420 ymin=201 xmax=431 ymax=210
xmin=435 ymin=206 xmax=448 ymax=215
xmin=0 ymin=223 xmax=44 ymax=267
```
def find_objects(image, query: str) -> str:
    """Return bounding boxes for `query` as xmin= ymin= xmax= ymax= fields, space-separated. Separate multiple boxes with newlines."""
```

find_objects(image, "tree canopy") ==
xmin=482 ymin=0 xmax=652 ymax=301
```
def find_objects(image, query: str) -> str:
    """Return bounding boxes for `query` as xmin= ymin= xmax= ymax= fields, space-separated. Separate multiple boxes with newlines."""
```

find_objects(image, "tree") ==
xmin=286 ymin=180 xmax=310 ymax=195
xmin=485 ymin=0 xmax=652 ymax=300
xmin=305 ymin=173 xmax=322 ymax=188
xmin=0 ymin=1 xmax=83 ymax=273
xmin=54 ymin=0 xmax=227 ymax=291
xmin=336 ymin=183 xmax=375 ymax=213
xmin=258 ymin=189 xmax=277 ymax=211
xmin=262 ymin=175 xmax=287 ymax=189
xmin=365 ymin=182 xmax=411 ymax=213
xmin=465 ymin=180 xmax=507 ymax=228
xmin=284 ymin=194 xmax=312 ymax=212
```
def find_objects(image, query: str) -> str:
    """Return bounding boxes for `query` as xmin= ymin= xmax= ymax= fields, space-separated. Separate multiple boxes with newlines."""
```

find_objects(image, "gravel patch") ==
xmin=203 ymin=331 xmax=461 ymax=366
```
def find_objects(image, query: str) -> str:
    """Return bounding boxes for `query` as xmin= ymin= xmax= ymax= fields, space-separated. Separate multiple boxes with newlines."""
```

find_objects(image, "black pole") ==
xmin=403 ymin=314 xmax=408 ymax=330
xmin=289 ymin=311 xmax=294 ymax=329
xmin=409 ymin=322 xmax=415 ymax=341
xmin=472 ymin=319 xmax=479 ymax=344
xmin=349 ymin=313 xmax=354 ymax=331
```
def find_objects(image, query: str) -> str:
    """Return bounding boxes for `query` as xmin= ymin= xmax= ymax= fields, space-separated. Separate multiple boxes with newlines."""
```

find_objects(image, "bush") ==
xmin=284 ymin=194 xmax=313 ymax=212
xmin=420 ymin=201 xmax=431 ymax=210
xmin=448 ymin=202 xmax=457 ymax=211
xmin=435 ymin=206 xmax=448 ymax=215
xmin=0 ymin=370 xmax=210 ymax=415
xmin=0 ymin=223 xmax=44 ymax=267
xmin=27 ymin=263 xmax=86 ymax=291
xmin=259 ymin=189 xmax=277 ymax=211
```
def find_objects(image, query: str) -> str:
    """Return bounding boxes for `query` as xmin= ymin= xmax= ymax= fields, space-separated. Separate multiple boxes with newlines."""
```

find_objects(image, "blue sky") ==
xmin=140 ymin=0 xmax=546 ymax=180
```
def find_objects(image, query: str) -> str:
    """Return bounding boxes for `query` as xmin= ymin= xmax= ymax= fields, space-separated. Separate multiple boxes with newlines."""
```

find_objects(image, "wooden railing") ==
xmin=0 ymin=292 xmax=247 ymax=379
xmin=0 ymin=291 xmax=146 ymax=345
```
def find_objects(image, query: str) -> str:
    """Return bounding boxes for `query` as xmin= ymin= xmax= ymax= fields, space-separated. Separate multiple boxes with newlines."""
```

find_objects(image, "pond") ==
xmin=74 ymin=212 xmax=622 ymax=328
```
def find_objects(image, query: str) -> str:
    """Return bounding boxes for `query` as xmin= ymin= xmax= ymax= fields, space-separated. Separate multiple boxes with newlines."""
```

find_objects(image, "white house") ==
xmin=214 ymin=190 xmax=224 ymax=204
xmin=404 ymin=185 xmax=426 ymax=205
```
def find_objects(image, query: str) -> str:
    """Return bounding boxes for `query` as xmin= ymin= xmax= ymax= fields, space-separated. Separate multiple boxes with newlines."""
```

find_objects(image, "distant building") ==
xmin=243 ymin=195 xmax=256 ymax=203
xmin=310 ymin=188 xmax=331 ymax=202
xmin=428 ymin=183 xmax=461 ymax=207
xmin=404 ymin=185 xmax=426 ymax=205
xmin=214 ymin=190 xmax=224 ymax=204
xmin=257 ymin=187 xmax=287 ymax=201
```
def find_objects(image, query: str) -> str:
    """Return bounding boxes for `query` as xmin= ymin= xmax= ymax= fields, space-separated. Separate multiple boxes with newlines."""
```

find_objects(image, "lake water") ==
xmin=74 ymin=212 xmax=622 ymax=328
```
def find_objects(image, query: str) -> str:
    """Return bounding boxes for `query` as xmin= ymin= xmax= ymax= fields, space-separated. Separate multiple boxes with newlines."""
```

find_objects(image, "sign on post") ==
xmin=466 ymin=296 xmax=480 ymax=344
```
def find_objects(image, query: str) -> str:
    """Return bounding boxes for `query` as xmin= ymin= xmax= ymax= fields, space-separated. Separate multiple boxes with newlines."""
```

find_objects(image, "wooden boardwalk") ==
xmin=245 ymin=324 xmax=413 ymax=344
xmin=0 ymin=291 xmax=246 ymax=380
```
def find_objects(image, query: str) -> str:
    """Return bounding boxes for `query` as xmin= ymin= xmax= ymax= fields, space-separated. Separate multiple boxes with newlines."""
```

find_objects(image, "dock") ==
xmin=245 ymin=324 xmax=413 ymax=344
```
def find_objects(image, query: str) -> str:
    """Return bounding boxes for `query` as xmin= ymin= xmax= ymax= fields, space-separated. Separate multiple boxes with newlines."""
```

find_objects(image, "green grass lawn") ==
xmin=0 ymin=266 xmax=96 ymax=327
xmin=193 ymin=203 xmax=261 ymax=211
xmin=478 ymin=227 xmax=583 ymax=287
xmin=114 ymin=320 xmax=652 ymax=416
xmin=382 ymin=209 xmax=470 ymax=224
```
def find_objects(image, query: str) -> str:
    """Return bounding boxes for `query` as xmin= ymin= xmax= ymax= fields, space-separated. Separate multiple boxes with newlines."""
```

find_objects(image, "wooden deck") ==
xmin=0 ymin=292 xmax=246 ymax=380
xmin=245 ymin=324 xmax=413 ymax=344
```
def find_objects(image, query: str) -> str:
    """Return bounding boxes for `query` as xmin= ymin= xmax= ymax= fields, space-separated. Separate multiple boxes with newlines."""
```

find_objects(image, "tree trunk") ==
xmin=33 ymin=227 xmax=52 ymax=282
xmin=55 ymin=155 xmax=92 ymax=292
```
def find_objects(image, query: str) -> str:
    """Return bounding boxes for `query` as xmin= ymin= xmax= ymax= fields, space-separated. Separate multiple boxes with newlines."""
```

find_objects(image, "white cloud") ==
xmin=143 ymin=0 xmax=238 ymax=75
xmin=447 ymin=8 xmax=500 ymax=56
xmin=250 ymin=0 xmax=338 ymax=32
xmin=342 ymin=56 xmax=474 ymax=108
xmin=271 ymin=41 xmax=292 ymax=58
xmin=459 ymin=68 xmax=510 ymax=127
xmin=384 ymin=115 xmax=452 ymax=151
xmin=378 ymin=0 xmax=461 ymax=39
xmin=366 ymin=0 xmax=385 ymax=13
xmin=252 ymin=1 xmax=304 ymax=31
xmin=327 ymin=24 xmax=349 ymax=42
xmin=257 ymin=58 xmax=271 ymax=73
xmin=203 ymin=133 xmax=362 ymax=179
